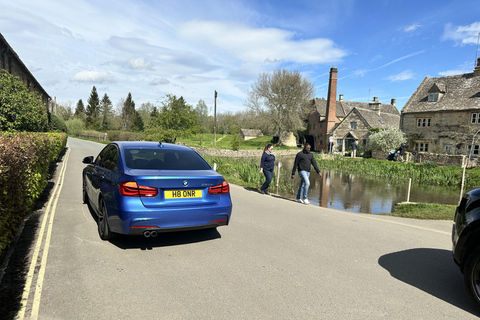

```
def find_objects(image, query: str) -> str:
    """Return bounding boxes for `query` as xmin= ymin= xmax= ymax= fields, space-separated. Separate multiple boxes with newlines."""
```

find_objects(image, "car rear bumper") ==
xmin=107 ymin=197 xmax=232 ymax=235
xmin=128 ymin=218 xmax=229 ymax=235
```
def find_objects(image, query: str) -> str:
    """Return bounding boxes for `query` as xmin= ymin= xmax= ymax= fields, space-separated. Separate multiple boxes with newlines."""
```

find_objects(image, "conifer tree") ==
xmin=85 ymin=86 xmax=100 ymax=129
xmin=99 ymin=93 xmax=114 ymax=130
xmin=74 ymin=99 xmax=85 ymax=119
xmin=121 ymin=92 xmax=136 ymax=131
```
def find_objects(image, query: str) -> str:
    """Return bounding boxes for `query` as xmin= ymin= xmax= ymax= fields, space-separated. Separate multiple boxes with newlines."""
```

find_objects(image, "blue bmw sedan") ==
xmin=82 ymin=141 xmax=232 ymax=240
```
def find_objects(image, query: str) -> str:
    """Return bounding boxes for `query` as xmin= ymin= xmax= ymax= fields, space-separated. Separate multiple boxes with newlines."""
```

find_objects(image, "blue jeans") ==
xmin=296 ymin=170 xmax=310 ymax=200
xmin=261 ymin=169 xmax=274 ymax=192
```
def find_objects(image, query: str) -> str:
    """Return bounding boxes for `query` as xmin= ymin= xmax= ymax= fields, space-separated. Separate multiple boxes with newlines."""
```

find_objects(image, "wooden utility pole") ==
xmin=214 ymin=90 xmax=217 ymax=147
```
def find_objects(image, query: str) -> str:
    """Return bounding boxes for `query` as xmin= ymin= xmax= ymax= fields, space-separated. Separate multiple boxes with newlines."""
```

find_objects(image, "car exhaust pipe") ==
xmin=150 ymin=231 xmax=158 ymax=238
xmin=144 ymin=231 xmax=151 ymax=238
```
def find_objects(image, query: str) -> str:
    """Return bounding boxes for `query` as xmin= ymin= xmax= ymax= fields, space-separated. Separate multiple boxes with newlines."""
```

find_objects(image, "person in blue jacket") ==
xmin=259 ymin=144 xmax=275 ymax=195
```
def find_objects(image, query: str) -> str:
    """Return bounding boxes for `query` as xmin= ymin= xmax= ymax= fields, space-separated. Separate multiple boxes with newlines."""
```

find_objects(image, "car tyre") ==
xmin=98 ymin=200 xmax=116 ymax=240
xmin=82 ymin=177 xmax=88 ymax=204
xmin=464 ymin=247 xmax=480 ymax=311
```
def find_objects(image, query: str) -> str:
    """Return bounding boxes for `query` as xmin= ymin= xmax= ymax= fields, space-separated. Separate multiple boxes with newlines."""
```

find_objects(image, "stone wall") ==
xmin=192 ymin=147 xmax=299 ymax=158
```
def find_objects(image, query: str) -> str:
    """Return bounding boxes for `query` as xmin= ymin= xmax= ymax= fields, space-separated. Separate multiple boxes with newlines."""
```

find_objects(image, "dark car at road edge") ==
xmin=452 ymin=187 xmax=480 ymax=310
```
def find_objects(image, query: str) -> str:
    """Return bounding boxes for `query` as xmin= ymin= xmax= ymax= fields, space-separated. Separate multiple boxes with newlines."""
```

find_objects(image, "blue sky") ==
xmin=1 ymin=0 xmax=480 ymax=115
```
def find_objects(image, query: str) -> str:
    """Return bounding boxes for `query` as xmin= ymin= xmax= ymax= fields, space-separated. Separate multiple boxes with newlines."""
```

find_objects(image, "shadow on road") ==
xmin=108 ymin=228 xmax=222 ymax=250
xmin=378 ymin=248 xmax=480 ymax=317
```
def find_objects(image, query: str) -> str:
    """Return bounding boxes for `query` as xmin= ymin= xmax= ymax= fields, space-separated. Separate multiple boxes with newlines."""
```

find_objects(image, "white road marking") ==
xmin=16 ymin=145 xmax=70 ymax=320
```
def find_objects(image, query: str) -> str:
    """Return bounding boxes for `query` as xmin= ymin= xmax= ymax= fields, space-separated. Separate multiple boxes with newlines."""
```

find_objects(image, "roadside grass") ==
xmin=385 ymin=202 xmax=456 ymax=220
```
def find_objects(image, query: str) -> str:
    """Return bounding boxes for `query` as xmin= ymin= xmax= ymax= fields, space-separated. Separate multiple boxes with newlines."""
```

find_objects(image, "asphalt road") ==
xmin=10 ymin=137 xmax=480 ymax=319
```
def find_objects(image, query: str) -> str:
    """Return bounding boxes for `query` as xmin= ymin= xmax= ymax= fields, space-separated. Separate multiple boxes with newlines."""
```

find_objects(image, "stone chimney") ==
xmin=474 ymin=58 xmax=480 ymax=77
xmin=370 ymin=97 xmax=381 ymax=115
xmin=339 ymin=94 xmax=343 ymax=101
xmin=391 ymin=98 xmax=396 ymax=106
xmin=325 ymin=67 xmax=338 ymax=133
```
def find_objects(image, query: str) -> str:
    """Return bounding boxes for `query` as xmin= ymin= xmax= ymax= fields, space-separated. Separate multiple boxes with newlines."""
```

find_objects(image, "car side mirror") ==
xmin=82 ymin=156 xmax=94 ymax=164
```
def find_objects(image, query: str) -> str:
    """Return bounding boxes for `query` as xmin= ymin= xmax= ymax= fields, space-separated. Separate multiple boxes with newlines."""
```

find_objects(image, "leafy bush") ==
xmin=369 ymin=128 xmax=406 ymax=152
xmin=50 ymin=114 xmax=68 ymax=132
xmin=0 ymin=71 xmax=49 ymax=132
xmin=66 ymin=118 xmax=86 ymax=135
xmin=0 ymin=132 xmax=66 ymax=258
xmin=106 ymin=130 xmax=145 ymax=141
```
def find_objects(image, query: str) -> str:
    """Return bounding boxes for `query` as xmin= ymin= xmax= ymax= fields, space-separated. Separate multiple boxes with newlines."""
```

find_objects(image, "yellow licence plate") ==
xmin=165 ymin=189 xmax=202 ymax=199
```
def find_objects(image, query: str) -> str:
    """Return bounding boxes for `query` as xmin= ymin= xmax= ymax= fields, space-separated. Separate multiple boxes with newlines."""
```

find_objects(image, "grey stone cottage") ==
xmin=401 ymin=58 xmax=480 ymax=155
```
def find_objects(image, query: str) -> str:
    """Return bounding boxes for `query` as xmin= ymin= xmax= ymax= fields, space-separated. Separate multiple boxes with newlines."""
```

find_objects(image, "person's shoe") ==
xmin=264 ymin=190 xmax=270 ymax=195
xmin=303 ymin=199 xmax=310 ymax=204
xmin=296 ymin=199 xmax=304 ymax=204
xmin=260 ymin=189 xmax=266 ymax=194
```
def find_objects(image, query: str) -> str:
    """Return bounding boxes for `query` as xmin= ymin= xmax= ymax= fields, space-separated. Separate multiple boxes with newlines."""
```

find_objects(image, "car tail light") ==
xmin=208 ymin=181 xmax=229 ymax=195
xmin=120 ymin=181 xmax=158 ymax=197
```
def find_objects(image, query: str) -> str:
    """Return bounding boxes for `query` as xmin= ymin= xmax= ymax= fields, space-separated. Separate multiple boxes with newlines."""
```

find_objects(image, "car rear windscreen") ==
xmin=124 ymin=149 xmax=212 ymax=170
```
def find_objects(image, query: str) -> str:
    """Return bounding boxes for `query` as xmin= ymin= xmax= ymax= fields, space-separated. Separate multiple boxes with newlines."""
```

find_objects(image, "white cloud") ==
xmin=443 ymin=22 xmax=480 ymax=45
xmin=71 ymin=71 xmax=113 ymax=83
xmin=128 ymin=57 xmax=153 ymax=70
xmin=177 ymin=21 xmax=347 ymax=65
xmin=149 ymin=78 xmax=170 ymax=86
xmin=404 ymin=24 xmax=421 ymax=32
xmin=386 ymin=70 xmax=415 ymax=81
xmin=438 ymin=61 xmax=475 ymax=76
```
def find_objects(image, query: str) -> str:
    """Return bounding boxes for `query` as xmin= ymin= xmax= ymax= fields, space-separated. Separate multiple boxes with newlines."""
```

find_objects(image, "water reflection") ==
xmin=276 ymin=157 xmax=460 ymax=214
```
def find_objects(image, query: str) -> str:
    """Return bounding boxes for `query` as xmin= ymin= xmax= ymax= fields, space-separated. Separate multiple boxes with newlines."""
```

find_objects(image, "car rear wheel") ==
xmin=464 ymin=247 xmax=480 ymax=310
xmin=98 ymin=200 xmax=115 ymax=240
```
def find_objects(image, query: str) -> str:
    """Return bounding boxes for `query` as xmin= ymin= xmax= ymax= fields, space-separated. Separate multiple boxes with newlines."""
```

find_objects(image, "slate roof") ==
xmin=314 ymin=98 xmax=400 ymax=117
xmin=0 ymin=33 xmax=50 ymax=99
xmin=401 ymin=72 xmax=480 ymax=113
xmin=354 ymin=108 xmax=401 ymax=129
xmin=313 ymin=98 xmax=348 ymax=117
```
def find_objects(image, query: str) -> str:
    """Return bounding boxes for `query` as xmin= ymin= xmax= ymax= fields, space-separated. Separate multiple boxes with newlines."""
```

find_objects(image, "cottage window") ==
xmin=468 ymin=145 xmax=480 ymax=155
xmin=444 ymin=144 xmax=453 ymax=154
xmin=428 ymin=93 xmax=439 ymax=102
xmin=350 ymin=122 xmax=357 ymax=130
xmin=416 ymin=118 xmax=431 ymax=127
xmin=471 ymin=113 xmax=480 ymax=124
xmin=415 ymin=142 xmax=429 ymax=152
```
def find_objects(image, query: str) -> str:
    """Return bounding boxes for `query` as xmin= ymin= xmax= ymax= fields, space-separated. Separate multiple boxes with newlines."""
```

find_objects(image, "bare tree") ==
xmin=246 ymin=69 xmax=315 ymax=141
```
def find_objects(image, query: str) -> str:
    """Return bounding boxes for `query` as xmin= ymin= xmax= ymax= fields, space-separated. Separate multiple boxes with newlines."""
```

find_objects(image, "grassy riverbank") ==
xmin=314 ymin=154 xmax=480 ymax=189
xmin=387 ymin=202 xmax=456 ymax=220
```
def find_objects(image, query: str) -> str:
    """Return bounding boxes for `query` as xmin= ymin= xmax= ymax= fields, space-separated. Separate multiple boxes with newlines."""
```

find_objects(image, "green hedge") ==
xmin=0 ymin=132 xmax=67 ymax=257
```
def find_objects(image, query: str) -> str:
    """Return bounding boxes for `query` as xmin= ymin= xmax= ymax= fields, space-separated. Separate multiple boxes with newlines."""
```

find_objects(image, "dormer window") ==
xmin=428 ymin=92 xmax=439 ymax=102
xmin=427 ymin=83 xmax=445 ymax=102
